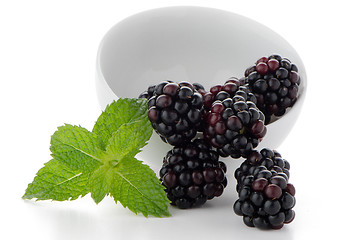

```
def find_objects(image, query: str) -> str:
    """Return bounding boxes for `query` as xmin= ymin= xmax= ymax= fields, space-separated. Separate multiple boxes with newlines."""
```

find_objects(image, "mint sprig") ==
xmin=23 ymin=98 xmax=171 ymax=217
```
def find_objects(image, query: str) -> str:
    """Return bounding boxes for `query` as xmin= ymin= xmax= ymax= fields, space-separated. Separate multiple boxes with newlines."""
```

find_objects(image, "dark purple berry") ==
xmin=141 ymin=81 xmax=205 ymax=146
xmin=267 ymin=59 xmax=280 ymax=72
xmin=241 ymin=201 xmax=255 ymax=216
xmin=243 ymin=216 xmax=255 ymax=227
xmin=163 ymin=82 xmax=179 ymax=96
xmin=203 ymin=183 xmax=216 ymax=197
xmin=253 ymin=217 xmax=270 ymax=229
xmin=192 ymin=171 xmax=203 ymax=185
xmin=252 ymin=178 xmax=268 ymax=192
xmin=175 ymin=198 xmax=192 ymax=209
xmin=281 ymin=192 xmax=295 ymax=210
xmin=264 ymin=184 xmax=282 ymax=199
xmin=284 ymin=209 xmax=295 ymax=223
xmin=250 ymin=192 xmax=264 ymax=207
xmin=233 ymin=200 xmax=243 ymax=216
xmin=163 ymin=172 xmax=177 ymax=188
xmin=268 ymin=212 xmax=285 ymax=227
xmin=256 ymin=62 xmax=268 ymax=75
xmin=264 ymin=200 xmax=281 ymax=215
xmin=285 ymin=183 xmax=296 ymax=196
xmin=244 ymin=55 xmax=301 ymax=124
xmin=160 ymin=139 xmax=226 ymax=209
xmin=233 ymin=148 xmax=296 ymax=229
xmin=187 ymin=185 xmax=201 ymax=198
xmin=202 ymin=85 xmax=265 ymax=158
xmin=148 ymin=107 xmax=160 ymax=122
xmin=253 ymin=79 xmax=268 ymax=93
xmin=223 ymin=83 xmax=238 ymax=93
xmin=179 ymin=86 xmax=194 ymax=100
xmin=270 ymin=176 xmax=287 ymax=189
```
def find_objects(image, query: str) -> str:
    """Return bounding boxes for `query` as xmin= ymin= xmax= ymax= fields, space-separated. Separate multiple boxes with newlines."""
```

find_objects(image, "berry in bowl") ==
xmin=95 ymin=6 xmax=307 ymax=165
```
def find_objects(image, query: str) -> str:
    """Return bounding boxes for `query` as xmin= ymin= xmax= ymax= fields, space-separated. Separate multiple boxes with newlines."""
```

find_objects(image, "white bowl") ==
xmin=95 ymin=6 xmax=307 ymax=166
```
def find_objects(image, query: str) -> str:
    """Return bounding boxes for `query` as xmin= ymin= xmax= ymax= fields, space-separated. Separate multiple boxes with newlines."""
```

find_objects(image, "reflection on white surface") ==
xmin=18 ymin=177 xmax=294 ymax=240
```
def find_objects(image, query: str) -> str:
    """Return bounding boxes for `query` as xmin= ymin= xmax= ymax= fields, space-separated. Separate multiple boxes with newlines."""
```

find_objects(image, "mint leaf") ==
xmin=89 ymin=165 xmax=114 ymax=204
xmin=106 ymin=115 xmax=152 ymax=163
xmin=89 ymin=105 xmax=152 ymax=204
xmin=111 ymin=156 xmax=171 ymax=217
xmin=50 ymin=124 xmax=104 ymax=172
xmin=88 ymin=119 xmax=152 ymax=204
xmin=23 ymin=98 xmax=171 ymax=217
xmin=93 ymin=98 xmax=148 ymax=150
xmin=23 ymin=159 xmax=90 ymax=201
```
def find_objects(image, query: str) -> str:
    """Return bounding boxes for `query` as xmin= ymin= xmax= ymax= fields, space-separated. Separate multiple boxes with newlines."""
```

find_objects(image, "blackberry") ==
xmin=233 ymin=148 xmax=296 ymax=229
xmin=159 ymin=139 xmax=227 ymax=209
xmin=141 ymin=81 xmax=205 ymax=146
xmin=202 ymin=78 xmax=267 ymax=158
xmin=244 ymin=54 xmax=301 ymax=124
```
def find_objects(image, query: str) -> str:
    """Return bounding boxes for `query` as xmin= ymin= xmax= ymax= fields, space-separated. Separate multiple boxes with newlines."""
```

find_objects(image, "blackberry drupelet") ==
xmin=244 ymin=54 xmax=301 ymax=124
xmin=138 ymin=83 xmax=157 ymax=99
xmin=233 ymin=148 xmax=296 ymax=229
xmin=160 ymin=139 xmax=227 ymax=209
xmin=139 ymin=81 xmax=205 ymax=100
xmin=202 ymin=78 xmax=267 ymax=158
xmin=141 ymin=81 xmax=205 ymax=146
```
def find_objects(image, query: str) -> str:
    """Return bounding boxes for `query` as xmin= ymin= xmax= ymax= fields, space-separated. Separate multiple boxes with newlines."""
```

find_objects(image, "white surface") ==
xmin=96 ymin=6 xmax=307 ymax=153
xmin=1 ymin=1 xmax=361 ymax=240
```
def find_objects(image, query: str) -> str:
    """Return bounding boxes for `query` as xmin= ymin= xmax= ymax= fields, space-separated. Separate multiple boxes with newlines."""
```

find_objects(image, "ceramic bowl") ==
xmin=95 ymin=6 xmax=307 ymax=167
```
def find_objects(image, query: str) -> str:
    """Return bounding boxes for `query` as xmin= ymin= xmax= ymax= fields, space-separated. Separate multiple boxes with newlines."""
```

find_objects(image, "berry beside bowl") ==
xmin=95 ymin=6 xmax=307 ymax=165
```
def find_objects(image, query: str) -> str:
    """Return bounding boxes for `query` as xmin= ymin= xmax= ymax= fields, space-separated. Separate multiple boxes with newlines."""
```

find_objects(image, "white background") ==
xmin=1 ymin=0 xmax=361 ymax=239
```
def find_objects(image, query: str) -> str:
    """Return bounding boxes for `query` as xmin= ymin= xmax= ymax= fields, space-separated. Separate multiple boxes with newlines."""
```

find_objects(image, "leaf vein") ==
xmin=115 ymin=171 xmax=165 ymax=214
xmin=60 ymin=141 xmax=103 ymax=163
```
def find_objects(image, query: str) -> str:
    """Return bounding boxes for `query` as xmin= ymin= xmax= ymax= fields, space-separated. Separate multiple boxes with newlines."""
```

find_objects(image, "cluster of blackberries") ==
xmin=138 ymin=54 xmax=299 ymax=230
xmin=201 ymin=78 xmax=267 ymax=158
xmin=233 ymin=148 xmax=296 ymax=229
xmin=243 ymin=54 xmax=301 ymax=124
xmin=159 ymin=139 xmax=227 ymax=209
xmin=140 ymin=81 xmax=228 ymax=208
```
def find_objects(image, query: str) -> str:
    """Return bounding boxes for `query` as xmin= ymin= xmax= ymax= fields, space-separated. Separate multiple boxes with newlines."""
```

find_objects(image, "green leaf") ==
xmin=111 ymin=156 xmax=171 ymax=217
xmin=92 ymin=98 xmax=148 ymax=150
xmin=50 ymin=124 xmax=104 ymax=172
xmin=89 ymin=165 xmax=114 ymax=204
xmin=23 ymin=159 xmax=90 ymax=201
xmin=23 ymin=98 xmax=170 ymax=218
xmin=89 ymin=116 xmax=158 ymax=213
xmin=106 ymin=115 xmax=152 ymax=163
